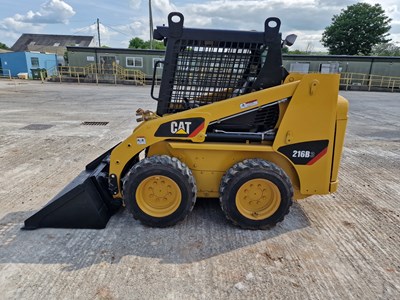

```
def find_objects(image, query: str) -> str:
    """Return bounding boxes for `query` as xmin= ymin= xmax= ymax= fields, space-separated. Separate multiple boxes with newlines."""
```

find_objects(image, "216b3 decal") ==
xmin=278 ymin=140 xmax=329 ymax=165
xmin=292 ymin=150 xmax=315 ymax=158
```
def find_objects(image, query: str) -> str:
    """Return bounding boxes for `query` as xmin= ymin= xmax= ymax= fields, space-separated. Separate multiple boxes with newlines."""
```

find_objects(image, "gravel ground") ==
xmin=0 ymin=80 xmax=399 ymax=299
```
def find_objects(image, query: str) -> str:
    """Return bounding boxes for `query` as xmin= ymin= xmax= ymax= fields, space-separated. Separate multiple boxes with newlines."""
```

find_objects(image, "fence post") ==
xmin=368 ymin=75 xmax=372 ymax=91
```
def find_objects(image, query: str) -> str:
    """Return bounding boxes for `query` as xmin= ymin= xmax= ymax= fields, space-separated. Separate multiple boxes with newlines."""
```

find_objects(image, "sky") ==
xmin=0 ymin=0 xmax=399 ymax=52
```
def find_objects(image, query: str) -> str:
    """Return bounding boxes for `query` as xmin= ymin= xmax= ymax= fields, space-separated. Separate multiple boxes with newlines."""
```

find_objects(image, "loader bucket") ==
xmin=22 ymin=146 xmax=121 ymax=230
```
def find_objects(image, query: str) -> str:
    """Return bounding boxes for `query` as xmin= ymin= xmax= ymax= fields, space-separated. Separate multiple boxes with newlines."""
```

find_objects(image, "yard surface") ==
xmin=0 ymin=80 xmax=399 ymax=299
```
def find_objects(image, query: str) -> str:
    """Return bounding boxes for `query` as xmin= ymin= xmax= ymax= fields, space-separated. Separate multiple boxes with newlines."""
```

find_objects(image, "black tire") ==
xmin=219 ymin=159 xmax=293 ymax=230
xmin=123 ymin=155 xmax=197 ymax=227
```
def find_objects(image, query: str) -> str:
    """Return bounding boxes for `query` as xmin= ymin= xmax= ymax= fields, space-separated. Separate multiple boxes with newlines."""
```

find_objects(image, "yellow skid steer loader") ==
xmin=23 ymin=13 xmax=348 ymax=230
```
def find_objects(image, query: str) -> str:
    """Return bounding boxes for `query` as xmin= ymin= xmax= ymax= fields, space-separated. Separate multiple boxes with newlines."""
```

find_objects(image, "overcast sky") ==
xmin=0 ymin=0 xmax=399 ymax=51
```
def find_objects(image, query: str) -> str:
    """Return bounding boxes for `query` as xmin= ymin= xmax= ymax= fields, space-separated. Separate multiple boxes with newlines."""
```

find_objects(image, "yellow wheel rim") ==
xmin=235 ymin=178 xmax=281 ymax=220
xmin=136 ymin=175 xmax=181 ymax=217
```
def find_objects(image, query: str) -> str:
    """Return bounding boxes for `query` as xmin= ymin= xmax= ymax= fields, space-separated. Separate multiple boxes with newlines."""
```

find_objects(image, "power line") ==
xmin=72 ymin=22 xmax=96 ymax=35
xmin=101 ymin=23 xmax=132 ymax=38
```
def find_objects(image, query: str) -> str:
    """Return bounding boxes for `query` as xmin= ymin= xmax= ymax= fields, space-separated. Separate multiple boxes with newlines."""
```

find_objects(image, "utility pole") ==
xmin=149 ymin=0 xmax=153 ymax=49
xmin=97 ymin=18 xmax=101 ymax=47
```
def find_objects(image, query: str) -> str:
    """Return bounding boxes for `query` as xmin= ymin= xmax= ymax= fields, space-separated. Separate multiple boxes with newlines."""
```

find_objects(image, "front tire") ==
xmin=123 ymin=155 xmax=197 ymax=227
xmin=219 ymin=159 xmax=293 ymax=229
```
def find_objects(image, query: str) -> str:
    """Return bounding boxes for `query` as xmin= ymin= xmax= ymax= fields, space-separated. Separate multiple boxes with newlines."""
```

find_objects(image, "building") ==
xmin=283 ymin=55 xmax=400 ymax=77
xmin=0 ymin=52 xmax=58 ymax=78
xmin=66 ymin=46 xmax=165 ymax=78
xmin=65 ymin=46 xmax=400 ymax=79
xmin=11 ymin=34 xmax=94 ymax=57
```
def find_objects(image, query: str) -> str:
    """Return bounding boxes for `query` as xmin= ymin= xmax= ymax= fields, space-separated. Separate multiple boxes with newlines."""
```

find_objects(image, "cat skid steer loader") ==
xmin=23 ymin=13 xmax=348 ymax=230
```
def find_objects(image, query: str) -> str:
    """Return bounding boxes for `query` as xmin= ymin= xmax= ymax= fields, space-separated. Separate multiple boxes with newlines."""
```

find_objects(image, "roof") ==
xmin=11 ymin=34 xmax=94 ymax=52
xmin=66 ymin=46 xmax=165 ymax=55
xmin=283 ymin=54 xmax=400 ymax=61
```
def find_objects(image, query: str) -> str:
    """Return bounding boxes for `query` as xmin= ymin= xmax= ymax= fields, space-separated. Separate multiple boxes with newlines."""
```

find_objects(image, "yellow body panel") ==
xmin=147 ymin=141 xmax=301 ymax=198
xmin=330 ymin=96 xmax=349 ymax=189
xmin=109 ymin=73 xmax=348 ymax=200
xmin=274 ymin=74 xmax=339 ymax=194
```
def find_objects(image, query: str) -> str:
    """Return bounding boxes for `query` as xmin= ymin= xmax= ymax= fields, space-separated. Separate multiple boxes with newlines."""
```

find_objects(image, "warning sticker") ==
xmin=240 ymin=100 xmax=258 ymax=109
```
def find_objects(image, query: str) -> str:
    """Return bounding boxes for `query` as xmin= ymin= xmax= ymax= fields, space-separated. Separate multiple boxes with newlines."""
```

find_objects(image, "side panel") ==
xmin=273 ymin=74 xmax=340 ymax=195
xmin=148 ymin=141 xmax=301 ymax=199
xmin=330 ymin=96 xmax=349 ymax=192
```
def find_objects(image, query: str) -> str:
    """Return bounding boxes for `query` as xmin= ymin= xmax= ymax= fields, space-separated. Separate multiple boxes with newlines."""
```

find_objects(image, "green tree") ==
xmin=321 ymin=3 xmax=391 ymax=55
xmin=150 ymin=40 xmax=166 ymax=50
xmin=128 ymin=37 xmax=165 ymax=50
xmin=289 ymin=49 xmax=306 ymax=54
xmin=129 ymin=37 xmax=147 ymax=49
xmin=372 ymin=43 xmax=400 ymax=56
xmin=0 ymin=42 xmax=9 ymax=50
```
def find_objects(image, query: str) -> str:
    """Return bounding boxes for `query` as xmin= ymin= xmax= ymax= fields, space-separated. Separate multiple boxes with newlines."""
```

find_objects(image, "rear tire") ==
xmin=123 ymin=155 xmax=197 ymax=227
xmin=219 ymin=159 xmax=293 ymax=229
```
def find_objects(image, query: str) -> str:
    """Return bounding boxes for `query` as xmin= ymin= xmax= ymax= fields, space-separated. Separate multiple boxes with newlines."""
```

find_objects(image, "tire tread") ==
xmin=219 ymin=158 xmax=293 ymax=230
xmin=123 ymin=155 xmax=197 ymax=227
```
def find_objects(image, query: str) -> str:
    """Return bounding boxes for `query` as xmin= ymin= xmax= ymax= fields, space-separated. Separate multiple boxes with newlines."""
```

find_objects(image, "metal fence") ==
xmin=340 ymin=72 xmax=400 ymax=92
xmin=4 ymin=63 xmax=399 ymax=93
xmin=0 ymin=69 xmax=12 ymax=80
xmin=53 ymin=63 xmax=146 ymax=85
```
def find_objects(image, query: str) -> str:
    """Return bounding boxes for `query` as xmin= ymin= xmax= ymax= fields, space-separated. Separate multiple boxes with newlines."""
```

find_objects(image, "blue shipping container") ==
xmin=0 ymin=52 xmax=57 ymax=78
